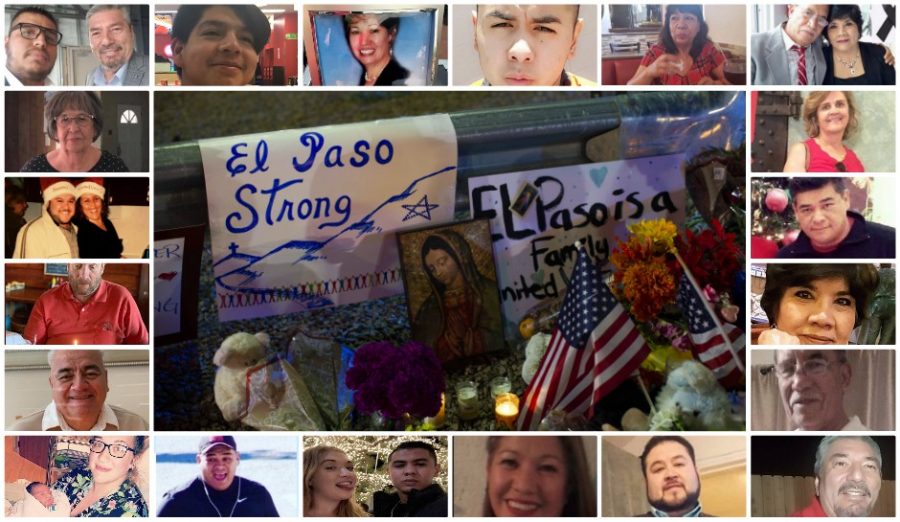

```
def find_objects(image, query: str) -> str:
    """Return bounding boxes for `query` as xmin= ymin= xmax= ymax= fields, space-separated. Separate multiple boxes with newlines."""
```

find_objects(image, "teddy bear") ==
xmin=213 ymin=331 xmax=280 ymax=422
xmin=648 ymin=360 xmax=739 ymax=431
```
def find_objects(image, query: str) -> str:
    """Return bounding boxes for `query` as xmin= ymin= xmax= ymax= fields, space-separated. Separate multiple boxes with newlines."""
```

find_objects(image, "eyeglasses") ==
xmin=773 ymin=358 xmax=840 ymax=380
xmin=54 ymin=113 xmax=95 ymax=127
xmin=89 ymin=439 xmax=136 ymax=459
xmin=796 ymin=8 xmax=829 ymax=29
xmin=10 ymin=22 xmax=63 ymax=45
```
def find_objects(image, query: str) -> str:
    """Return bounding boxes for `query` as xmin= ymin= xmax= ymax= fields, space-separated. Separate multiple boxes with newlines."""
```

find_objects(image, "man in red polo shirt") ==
xmin=23 ymin=263 xmax=148 ymax=345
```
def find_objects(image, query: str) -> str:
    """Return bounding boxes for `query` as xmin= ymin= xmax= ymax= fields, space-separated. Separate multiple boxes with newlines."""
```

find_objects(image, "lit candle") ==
xmin=425 ymin=393 xmax=446 ymax=428
xmin=456 ymin=381 xmax=480 ymax=420
xmin=494 ymin=393 xmax=520 ymax=428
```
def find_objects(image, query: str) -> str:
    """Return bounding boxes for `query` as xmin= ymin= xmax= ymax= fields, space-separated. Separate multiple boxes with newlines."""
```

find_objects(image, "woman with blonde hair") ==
xmin=303 ymin=445 xmax=368 ymax=517
xmin=783 ymin=91 xmax=864 ymax=172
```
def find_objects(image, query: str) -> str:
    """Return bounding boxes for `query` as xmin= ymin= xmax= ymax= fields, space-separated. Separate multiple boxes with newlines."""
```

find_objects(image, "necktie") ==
xmin=791 ymin=45 xmax=808 ymax=85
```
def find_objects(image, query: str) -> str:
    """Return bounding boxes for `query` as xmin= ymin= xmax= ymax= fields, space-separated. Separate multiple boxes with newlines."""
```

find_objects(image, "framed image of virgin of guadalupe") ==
xmin=397 ymin=219 xmax=505 ymax=366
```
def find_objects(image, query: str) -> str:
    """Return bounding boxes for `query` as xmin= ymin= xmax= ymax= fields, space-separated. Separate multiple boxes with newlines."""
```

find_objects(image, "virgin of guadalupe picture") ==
xmin=397 ymin=219 xmax=505 ymax=365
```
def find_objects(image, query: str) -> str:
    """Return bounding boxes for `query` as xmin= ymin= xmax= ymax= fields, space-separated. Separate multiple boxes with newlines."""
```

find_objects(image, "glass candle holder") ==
xmin=489 ymin=376 xmax=511 ymax=399
xmin=494 ymin=393 xmax=520 ymax=428
xmin=456 ymin=381 xmax=480 ymax=420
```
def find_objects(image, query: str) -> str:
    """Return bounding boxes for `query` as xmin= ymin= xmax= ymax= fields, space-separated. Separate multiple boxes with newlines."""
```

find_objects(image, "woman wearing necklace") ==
xmin=344 ymin=14 xmax=409 ymax=86
xmin=53 ymin=436 xmax=148 ymax=517
xmin=783 ymin=91 xmax=865 ymax=173
xmin=304 ymin=445 xmax=368 ymax=517
xmin=823 ymin=5 xmax=895 ymax=85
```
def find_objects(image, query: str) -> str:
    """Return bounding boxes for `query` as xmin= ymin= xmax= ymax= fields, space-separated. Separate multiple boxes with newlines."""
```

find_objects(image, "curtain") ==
xmin=751 ymin=350 xmax=895 ymax=430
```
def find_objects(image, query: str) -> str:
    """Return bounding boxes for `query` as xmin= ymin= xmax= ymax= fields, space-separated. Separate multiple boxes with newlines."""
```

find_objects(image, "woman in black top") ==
xmin=74 ymin=178 xmax=123 ymax=258
xmin=823 ymin=5 xmax=895 ymax=85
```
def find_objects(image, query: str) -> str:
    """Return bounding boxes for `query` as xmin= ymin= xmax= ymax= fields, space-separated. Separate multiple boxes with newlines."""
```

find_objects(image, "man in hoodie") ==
xmin=373 ymin=441 xmax=448 ymax=517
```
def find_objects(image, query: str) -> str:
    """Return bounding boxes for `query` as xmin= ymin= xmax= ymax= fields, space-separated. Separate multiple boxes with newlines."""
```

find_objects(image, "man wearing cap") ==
xmin=9 ymin=349 xmax=148 ymax=430
xmin=13 ymin=178 xmax=78 ymax=258
xmin=170 ymin=5 xmax=271 ymax=86
xmin=23 ymin=263 xmax=148 ymax=345
xmin=158 ymin=436 xmax=279 ymax=517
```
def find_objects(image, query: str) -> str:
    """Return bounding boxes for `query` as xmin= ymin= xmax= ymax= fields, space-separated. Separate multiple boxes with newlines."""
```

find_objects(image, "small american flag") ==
xmin=676 ymin=275 xmax=745 ymax=387
xmin=517 ymin=248 xmax=649 ymax=431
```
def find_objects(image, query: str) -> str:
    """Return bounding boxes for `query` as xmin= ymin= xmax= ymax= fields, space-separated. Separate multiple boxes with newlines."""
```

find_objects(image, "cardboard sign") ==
xmin=200 ymin=114 xmax=458 ymax=321
xmin=468 ymin=155 xmax=687 ymax=336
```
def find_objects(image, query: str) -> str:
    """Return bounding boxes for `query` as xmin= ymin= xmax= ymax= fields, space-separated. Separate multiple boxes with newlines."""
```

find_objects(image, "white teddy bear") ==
xmin=213 ymin=331 xmax=277 ymax=422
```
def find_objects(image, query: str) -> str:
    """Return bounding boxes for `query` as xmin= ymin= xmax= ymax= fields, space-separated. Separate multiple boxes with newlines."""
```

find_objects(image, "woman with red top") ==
xmin=628 ymin=4 xmax=729 ymax=86
xmin=783 ymin=91 xmax=865 ymax=173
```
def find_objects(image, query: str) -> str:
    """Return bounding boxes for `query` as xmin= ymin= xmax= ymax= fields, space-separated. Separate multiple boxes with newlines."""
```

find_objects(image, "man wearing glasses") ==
xmin=4 ymin=6 xmax=61 ymax=86
xmin=9 ymin=350 xmax=148 ymax=430
xmin=751 ymin=4 xmax=830 ymax=85
xmin=773 ymin=349 xmax=868 ymax=431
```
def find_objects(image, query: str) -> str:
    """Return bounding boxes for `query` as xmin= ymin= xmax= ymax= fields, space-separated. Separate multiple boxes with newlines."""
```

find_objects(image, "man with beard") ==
xmin=792 ymin=436 xmax=882 ymax=517
xmin=13 ymin=178 xmax=78 ymax=258
xmin=637 ymin=436 xmax=709 ymax=517
xmin=23 ymin=263 xmax=148 ymax=345
xmin=4 ymin=6 xmax=60 ymax=86
xmin=84 ymin=6 xmax=149 ymax=86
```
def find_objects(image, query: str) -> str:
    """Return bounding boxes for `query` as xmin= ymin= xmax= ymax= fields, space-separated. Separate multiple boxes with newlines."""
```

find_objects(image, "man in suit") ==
xmin=751 ymin=4 xmax=830 ymax=85
xmin=636 ymin=436 xmax=712 ymax=517
xmin=84 ymin=5 xmax=148 ymax=86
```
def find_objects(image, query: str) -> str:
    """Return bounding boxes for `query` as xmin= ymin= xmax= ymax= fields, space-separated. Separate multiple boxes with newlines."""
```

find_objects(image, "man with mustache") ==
xmin=752 ymin=4 xmax=831 ymax=85
xmin=158 ymin=436 xmax=279 ymax=517
xmin=774 ymin=349 xmax=869 ymax=431
xmin=792 ymin=436 xmax=882 ymax=517
xmin=23 ymin=263 xmax=148 ymax=345
xmin=373 ymin=441 xmax=448 ymax=517
xmin=637 ymin=436 xmax=710 ymax=517
xmin=4 ymin=6 xmax=59 ymax=86
xmin=9 ymin=349 xmax=147 ymax=430
xmin=84 ymin=6 xmax=149 ymax=86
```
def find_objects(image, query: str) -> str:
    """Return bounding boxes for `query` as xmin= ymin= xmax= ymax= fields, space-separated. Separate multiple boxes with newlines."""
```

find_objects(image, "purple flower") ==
xmin=345 ymin=341 xmax=446 ymax=420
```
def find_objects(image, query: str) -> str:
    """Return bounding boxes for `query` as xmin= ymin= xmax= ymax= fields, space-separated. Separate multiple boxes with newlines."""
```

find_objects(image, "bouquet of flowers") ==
xmin=345 ymin=341 xmax=445 ymax=420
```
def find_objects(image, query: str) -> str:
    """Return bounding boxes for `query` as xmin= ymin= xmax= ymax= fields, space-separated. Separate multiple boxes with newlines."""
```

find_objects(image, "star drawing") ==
xmin=401 ymin=195 xmax=439 ymax=222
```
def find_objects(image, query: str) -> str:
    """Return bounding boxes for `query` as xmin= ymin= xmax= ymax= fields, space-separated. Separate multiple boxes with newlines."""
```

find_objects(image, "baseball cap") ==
xmin=199 ymin=435 xmax=237 ymax=455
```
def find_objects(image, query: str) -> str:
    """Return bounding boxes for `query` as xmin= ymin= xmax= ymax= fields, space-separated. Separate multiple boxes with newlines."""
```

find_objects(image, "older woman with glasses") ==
xmin=20 ymin=91 xmax=129 ymax=172
xmin=783 ymin=91 xmax=864 ymax=173
xmin=53 ymin=436 xmax=148 ymax=517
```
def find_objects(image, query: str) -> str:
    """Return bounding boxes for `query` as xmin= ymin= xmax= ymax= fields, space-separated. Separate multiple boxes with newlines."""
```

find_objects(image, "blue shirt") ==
xmin=91 ymin=62 xmax=128 ymax=86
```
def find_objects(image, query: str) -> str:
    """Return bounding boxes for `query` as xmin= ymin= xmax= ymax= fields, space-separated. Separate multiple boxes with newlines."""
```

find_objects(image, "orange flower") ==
xmin=621 ymin=261 xmax=677 ymax=322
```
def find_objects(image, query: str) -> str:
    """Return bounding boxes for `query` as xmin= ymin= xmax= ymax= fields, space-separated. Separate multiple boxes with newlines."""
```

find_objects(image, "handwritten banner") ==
xmin=154 ymin=236 xmax=185 ymax=337
xmin=200 ymin=114 xmax=458 ymax=321
xmin=468 ymin=155 xmax=687 ymax=337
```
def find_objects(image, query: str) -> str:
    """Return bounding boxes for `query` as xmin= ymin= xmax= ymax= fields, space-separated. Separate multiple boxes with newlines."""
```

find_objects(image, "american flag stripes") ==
xmin=517 ymin=248 xmax=650 ymax=431
xmin=676 ymin=275 xmax=745 ymax=387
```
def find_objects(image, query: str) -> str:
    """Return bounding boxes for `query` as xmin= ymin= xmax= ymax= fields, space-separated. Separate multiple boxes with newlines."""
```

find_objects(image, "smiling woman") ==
xmin=343 ymin=14 xmax=408 ymax=86
xmin=20 ymin=92 xmax=128 ymax=173
xmin=303 ymin=445 xmax=367 ymax=517
xmin=482 ymin=436 xmax=596 ymax=517
xmin=758 ymin=264 xmax=880 ymax=345
xmin=784 ymin=91 xmax=865 ymax=173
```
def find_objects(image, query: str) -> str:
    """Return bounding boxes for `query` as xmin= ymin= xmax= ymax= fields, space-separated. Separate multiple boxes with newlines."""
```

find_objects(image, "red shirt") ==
xmin=24 ymin=280 xmax=148 ymax=345
xmin=791 ymin=496 xmax=827 ymax=517
xmin=640 ymin=41 xmax=726 ymax=85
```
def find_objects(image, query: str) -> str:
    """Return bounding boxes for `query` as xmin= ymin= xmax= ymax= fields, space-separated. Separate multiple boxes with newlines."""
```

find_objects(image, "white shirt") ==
xmin=40 ymin=401 xmax=147 ymax=430
xmin=4 ymin=65 xmax=53 ymax=86
xmin=780 ymin=25 xmax=811 ymax=86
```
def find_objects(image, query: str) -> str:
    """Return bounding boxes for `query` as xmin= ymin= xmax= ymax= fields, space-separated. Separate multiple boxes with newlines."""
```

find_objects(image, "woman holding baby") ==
xmin=628 ymin=4 xmax=730 ymax=85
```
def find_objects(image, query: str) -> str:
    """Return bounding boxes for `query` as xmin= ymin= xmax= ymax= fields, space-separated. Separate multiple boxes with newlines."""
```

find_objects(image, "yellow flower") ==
xmin=627 ymin=219 xmax=677 ymax=253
